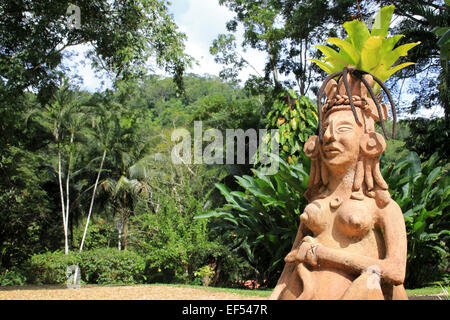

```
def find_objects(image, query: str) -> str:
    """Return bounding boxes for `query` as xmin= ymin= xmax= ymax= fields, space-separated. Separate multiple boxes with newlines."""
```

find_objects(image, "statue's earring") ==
xmin=304 ymin=135 xmax=326 ymax=190
xmin=304 ymin=135 xmax=320 ymax=159
xmin=359 ymin=132 xmax=386 ymax=158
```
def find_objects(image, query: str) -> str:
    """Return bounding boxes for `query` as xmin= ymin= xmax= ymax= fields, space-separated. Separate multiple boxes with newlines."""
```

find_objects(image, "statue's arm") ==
xmin=269 ymin=222 xmax=308 ymax=300
xmin=312 ymin=201 xmax=407 ymax=285
xmin=377 ymin=200 xmax=407 ymax=284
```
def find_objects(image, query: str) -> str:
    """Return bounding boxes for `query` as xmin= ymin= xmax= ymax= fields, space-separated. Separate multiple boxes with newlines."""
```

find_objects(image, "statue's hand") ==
xmin=296 ymin=237 xmax=320 ymax=267
xmin=302 ymin=236 xmax=317 ymax=244
xmin=284 ymin=250 xmax=298 ymax=263
xmin=284 ymin=237 xmax=320 ymax=265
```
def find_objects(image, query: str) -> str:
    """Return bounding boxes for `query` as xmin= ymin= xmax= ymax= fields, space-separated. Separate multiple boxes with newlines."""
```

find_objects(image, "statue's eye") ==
xmin=337 ymin=125 xmax=352 ymax=133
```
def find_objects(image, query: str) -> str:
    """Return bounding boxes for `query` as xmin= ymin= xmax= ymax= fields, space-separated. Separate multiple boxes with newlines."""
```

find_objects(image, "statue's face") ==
xmin=321 ymin=109 xmax=363 ymax=168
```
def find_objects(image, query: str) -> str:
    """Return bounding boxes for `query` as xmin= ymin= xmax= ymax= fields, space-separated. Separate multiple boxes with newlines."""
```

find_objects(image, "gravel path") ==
xmin=0 ymin=285 xmax=266 ymax=300
xmin=0 ymin=285 xmax=444 ymax=300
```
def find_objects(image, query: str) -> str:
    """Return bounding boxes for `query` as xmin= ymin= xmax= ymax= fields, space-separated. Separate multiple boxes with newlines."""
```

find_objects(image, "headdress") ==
xmin=316 ymin=67 xmax=397 ymax=142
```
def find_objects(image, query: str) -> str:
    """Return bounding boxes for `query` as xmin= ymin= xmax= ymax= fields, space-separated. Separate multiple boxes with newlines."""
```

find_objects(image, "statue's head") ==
xmin=321 ymin=107 xmax=365 ymax=169
xmin=304 ymin=72 xmax=391 ymax=206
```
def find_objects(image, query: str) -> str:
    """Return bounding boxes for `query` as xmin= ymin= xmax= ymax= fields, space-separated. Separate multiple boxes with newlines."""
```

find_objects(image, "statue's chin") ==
xmin=323 ymin=153 xmax=357 ymax=169
xmin=323 ymin=152 xmax=345 ymax=165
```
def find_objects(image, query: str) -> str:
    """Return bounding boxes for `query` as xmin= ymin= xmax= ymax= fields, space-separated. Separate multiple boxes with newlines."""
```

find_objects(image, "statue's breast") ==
xmin=300 ymin=196 xmax=377 ymax=242
xmin=300 ymin=200 xmax=331 ymax=235
xmin=334 ymin=198 xmax=375 ymax=240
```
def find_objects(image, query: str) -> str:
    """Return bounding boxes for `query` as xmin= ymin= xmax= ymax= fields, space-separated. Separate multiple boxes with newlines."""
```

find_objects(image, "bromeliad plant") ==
xmin=310 ymin=4 xmax=421 ymax=94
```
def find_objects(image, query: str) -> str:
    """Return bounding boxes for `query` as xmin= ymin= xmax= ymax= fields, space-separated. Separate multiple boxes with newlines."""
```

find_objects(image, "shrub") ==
xmin=27 ymin=250 xmax=80 ymax=285
xmin=0 ymin=268 xmax=27 ymax=286
xmin=196 ymin=154 xmax=310 ymax=286
xmin=27 ymin=248 xmax=145 ymax=285
xmin=72 ymin=218 xmax=117 ymax=251
xmin=383 ymin=152 xmax=450 ymax=287
xmin=187 ymin=241 xmax=254 ymax=287
xmin=193 ymin=265 xmax=215 ymax=286
xmin=79 ymin=248 xmax=145 ymax=284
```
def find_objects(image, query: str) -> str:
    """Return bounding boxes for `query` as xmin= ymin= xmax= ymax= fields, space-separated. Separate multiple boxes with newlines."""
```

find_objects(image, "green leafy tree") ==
xmin=212 ymin=0 xmax=372 ymax=95
xmin=265 ymin=91 xmax=317 ymax=164
xmin=372 ymin=0 xmax=449 ymax=119
xmin=0 ymin=146 xmax=60 ymax=269
xmin=79 ymin=99 xmax=117 ymax=252
xmin=0 ymin=0 xmax=191 ymax=96
xmin=100 ymin=134 xmax=150 ymax=250
xmin=214 ymin=0 xmax=285 ymax=87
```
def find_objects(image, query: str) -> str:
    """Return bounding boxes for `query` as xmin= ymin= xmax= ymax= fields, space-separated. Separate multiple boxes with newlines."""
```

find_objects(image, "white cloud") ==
xmin=416 ymin=105 xmax=445 ymax=119
xmin=167 ymin=0 xmax=267 ymax=81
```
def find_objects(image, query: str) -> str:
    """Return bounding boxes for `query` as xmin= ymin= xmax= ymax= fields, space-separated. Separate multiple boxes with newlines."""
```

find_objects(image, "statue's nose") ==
xmin=323 ymin=124 xmax=335 ymax=143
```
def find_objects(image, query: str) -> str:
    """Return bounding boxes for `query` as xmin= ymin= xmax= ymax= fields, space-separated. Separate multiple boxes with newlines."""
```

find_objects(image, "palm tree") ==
xmin=78 ymin=101 xmax=113 ymax=252
xmin=101 ymin=154 xmax=153 ymax=250
xmin=27 ymin=80 xmax=91 ymax=254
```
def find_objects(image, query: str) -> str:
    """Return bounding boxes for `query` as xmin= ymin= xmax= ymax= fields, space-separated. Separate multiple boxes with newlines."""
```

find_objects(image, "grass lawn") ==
xmin=406 ymin=285 xmax=449 ymax=297
xmin=149 ymin=283 xmax=449 ymax=298
xmin=148 ymin=283 xmax=272 ymax=297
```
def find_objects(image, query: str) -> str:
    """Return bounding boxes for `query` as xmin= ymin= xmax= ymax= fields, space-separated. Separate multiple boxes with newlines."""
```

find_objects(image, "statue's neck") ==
xmin=326 ymin=164 xmax=356 ymax=199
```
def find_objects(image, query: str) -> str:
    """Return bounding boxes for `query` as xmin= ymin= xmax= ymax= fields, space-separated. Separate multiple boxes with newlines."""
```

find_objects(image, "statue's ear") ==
xmin=360 ymin=132 xmax=386 ymax=157
xmin=304 ymin=135 xmax=320 ymax=159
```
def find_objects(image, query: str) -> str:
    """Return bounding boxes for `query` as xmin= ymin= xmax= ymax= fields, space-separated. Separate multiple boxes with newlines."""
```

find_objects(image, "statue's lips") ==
xmin=323 ymin=145 xmax=342 ymax=156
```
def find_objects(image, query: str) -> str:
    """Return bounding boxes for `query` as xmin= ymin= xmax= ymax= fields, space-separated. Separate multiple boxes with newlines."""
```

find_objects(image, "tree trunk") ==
xmin=57 ymin=143 xmax=69 ymax=255
xmin=118 ymin=227 xmax=122 ymax=251
xmin=64 ymin=130 xmax=74 ymax=254
xmin=122 ymin=193 xmax=129 ymax=250
xmin=123 ymin=213 xmax=128 ymax=250
xmin=80 ymin=148 xmax=107 ymax=252
xmin=70 ymin=211 xmax=74 ymax=249
xmin=267 ymin=42 xmax=280 ymax=86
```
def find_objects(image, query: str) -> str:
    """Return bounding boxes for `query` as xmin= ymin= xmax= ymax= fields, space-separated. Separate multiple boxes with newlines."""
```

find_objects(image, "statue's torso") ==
xmin=300 ymin=194 xmax=386 ymax=299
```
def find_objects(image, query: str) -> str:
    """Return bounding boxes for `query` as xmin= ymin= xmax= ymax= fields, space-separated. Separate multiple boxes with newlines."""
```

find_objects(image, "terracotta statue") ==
xmin=270 ymin=68 xmax=408 ymax=300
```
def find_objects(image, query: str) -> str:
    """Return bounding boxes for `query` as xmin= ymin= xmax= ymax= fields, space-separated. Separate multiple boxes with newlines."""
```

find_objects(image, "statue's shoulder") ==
xmin=376 ymin=198 xmax=403 ymax=221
